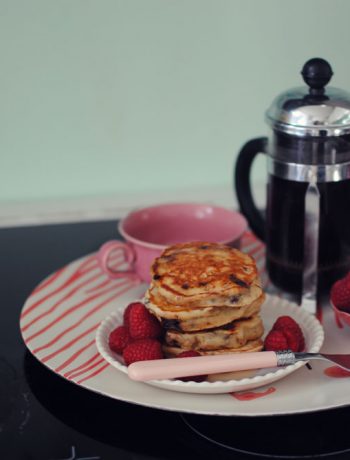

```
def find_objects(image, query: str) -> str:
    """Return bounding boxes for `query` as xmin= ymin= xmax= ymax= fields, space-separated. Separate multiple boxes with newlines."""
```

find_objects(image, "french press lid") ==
xmin=266 ymin=58 xmax=350 ymax=137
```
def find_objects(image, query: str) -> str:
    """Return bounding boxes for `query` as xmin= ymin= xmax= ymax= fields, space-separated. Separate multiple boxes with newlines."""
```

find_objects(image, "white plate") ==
xmin=20 ymin=243 xmax=350 ymax=416
xmin=95 ymin=294 xmax=324 ymax=394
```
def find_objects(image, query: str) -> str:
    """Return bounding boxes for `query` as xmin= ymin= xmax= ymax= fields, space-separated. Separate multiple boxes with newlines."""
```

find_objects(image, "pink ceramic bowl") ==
xmin=98 ymin=203 xmax=247 ymax=283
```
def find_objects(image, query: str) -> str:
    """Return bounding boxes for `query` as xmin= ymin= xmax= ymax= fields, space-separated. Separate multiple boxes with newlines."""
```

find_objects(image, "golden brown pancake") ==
xmin=146 ymin=279 xmax=263 ymax=311
xmin=162 ymin=338 xmax=264 ymax=357
xmin=145 ymin=292 xmax=265 ymax=332
xmin=146 ymin=241 xmax=265 ymax=358
xmin=151 ymin=242 xmax=258 ymax=307
xmin=165 ymin=315 xmax=264 ymax=351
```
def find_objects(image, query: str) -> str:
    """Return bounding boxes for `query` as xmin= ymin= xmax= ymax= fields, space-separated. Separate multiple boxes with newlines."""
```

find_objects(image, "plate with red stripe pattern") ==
xmin=20 ymin=233 xmax=350 ymax=416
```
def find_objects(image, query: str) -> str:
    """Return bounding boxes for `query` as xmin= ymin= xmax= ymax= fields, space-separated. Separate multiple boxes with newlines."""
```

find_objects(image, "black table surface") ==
xmin=2 ymin=220 xmax=350 ymax=460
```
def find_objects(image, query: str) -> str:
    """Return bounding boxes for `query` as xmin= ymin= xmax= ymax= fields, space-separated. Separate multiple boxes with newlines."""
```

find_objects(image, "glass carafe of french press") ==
xmin=235 ymin=58 xmax=350 ymax=305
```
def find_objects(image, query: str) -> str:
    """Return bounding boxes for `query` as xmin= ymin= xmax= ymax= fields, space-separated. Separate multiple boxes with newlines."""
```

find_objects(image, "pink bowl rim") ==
xmin=118 ymin=202 xmax=248 ymax=251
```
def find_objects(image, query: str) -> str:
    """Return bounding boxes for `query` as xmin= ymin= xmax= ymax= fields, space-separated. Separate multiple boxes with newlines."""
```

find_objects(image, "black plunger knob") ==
xmin=301 ymin=58 xmax=333 ymax=95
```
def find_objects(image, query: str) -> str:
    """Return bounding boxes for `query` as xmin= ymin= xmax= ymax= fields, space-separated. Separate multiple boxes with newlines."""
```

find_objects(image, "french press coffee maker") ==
xmin=235 ymin=58 xmax=350 ymax=309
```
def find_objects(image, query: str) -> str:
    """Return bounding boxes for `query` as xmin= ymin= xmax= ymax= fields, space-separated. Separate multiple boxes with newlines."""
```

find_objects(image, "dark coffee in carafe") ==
xmin=235 ymin=58 xmax=350 ymax=297
xmin=267 ymin=134 xmax=350 ymax=294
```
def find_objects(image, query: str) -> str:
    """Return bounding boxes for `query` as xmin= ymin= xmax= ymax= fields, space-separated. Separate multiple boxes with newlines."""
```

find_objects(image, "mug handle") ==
xmin=98 ymin=240 xmax=139 ymax=280
xmin=234 ymin=137 xmax=267 ymax=241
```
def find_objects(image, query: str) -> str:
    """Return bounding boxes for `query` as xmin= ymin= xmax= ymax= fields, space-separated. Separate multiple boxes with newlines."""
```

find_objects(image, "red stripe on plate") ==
xmin=85 ymin=260 xmax=125 ymax=294
xmin=21 ymin=270 xmax=105 ymax=332
xmin=31 ymin=281 xmax=134 ymax=352
xmin=242 ymin=230 xmax=255 ymax=241
xmin=64 ymin=352 xmax=101 ymax=378
xmin=40 ymin=282 xmax=136 ymax=363
xmin=76 ymin=362 xmax=110 ymax=385
xmin=25 ymin=280 xmax=129 ymax=343
xmin=54 ymin=339 xmax=95 ymax=372
xmin=78 ymin=259 xmax=99 ymax=275
xmin=31 ymin=267 xmax=66 ymax=296
xmin=247 ymin=242 xmax=264 ymax=256
xmin=68 ymin=358 xmax=106 ymax=380
xmin=41 ymin=324 xmax=99 ymax=363
xmin=78 ymin=252 xmax=120 ymax=276
xmin=21 ymin=254 xmax=97 ymax=319
xmin=85 ymin=278 xmax=114 ymax=294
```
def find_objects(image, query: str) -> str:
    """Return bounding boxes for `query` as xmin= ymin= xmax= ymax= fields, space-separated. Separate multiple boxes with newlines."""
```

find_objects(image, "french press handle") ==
xmin=234 ymin=137 xmax=267 ymax=241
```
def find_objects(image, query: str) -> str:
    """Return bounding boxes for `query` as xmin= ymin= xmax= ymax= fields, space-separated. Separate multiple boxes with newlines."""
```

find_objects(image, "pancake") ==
xmin=144 ymin=283 xmax=263 ymax=319
xmin=165 ymin=315 xmax=264 ymax=351
xmin=151 ymin=242 xmax=258 ymax=307
xmin=146 ymin=241 xmax=265 ymax=358
xmin=162 ymin=338 xmax=264 ymax=358
xmin=146 ymin=293 xmax=265 ymax=332
xmin=147 ymin=276 xmax=263 ymax=309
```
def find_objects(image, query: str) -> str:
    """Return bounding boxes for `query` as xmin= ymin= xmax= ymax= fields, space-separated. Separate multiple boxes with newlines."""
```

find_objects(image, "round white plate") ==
xmin=20 ymin=243 xmax=350 ymax=416
xmin=96 ymin=295 xmax=324 ymax=394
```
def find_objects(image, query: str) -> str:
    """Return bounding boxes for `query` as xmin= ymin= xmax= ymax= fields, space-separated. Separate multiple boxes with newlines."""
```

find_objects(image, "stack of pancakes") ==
xmin=144 ymin=241 xmax=265 ymax=357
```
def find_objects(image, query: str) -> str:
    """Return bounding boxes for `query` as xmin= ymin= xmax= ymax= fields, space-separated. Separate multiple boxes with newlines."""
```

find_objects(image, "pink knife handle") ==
xmin=127 ymin=351 xmax=278 ymax=381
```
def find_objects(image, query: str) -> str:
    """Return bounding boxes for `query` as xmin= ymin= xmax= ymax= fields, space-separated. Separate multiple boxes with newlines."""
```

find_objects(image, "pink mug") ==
xmin=98 ymin=203 xmax=247 ymax=283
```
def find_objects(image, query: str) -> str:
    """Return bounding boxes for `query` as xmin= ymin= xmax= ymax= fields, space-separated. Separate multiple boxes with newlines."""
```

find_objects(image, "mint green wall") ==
xmin=2 ymin=0 xmax=350 ymax=202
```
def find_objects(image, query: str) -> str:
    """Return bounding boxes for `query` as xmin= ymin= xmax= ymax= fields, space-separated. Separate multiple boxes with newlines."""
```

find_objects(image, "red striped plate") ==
xmin=19 ymin=236 xmax=350 ymax=416
xmin=20 ymin=232 xmax=267 ymax=388
xmin=19 ymin=234 xmax=333 ymax=415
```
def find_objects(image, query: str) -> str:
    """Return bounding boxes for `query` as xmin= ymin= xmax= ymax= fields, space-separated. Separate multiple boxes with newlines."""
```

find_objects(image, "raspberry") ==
xmin=109 ymin=325 xmax=131 ymax=354
xmin=123 ymin=338 xmax=163 ymax=366
xmin=123 ymin=302 xmax=142 ymax=328
xmin=331 ymin=274 xmax=350 ymax=312
xmin=264 ymin=330 xmax=288 ymax=351
xmin=272 ymin=316 xmax=305 ymax=351
xmin=176 ymin=350 xmax=207 ymax=382
xmin=273 ymin=315 xmax=299 ymax=333
xmin=281 ymin=328 xmax=300 ymax=352
xmin=128 ymin=303 xmax=162 ymax=340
